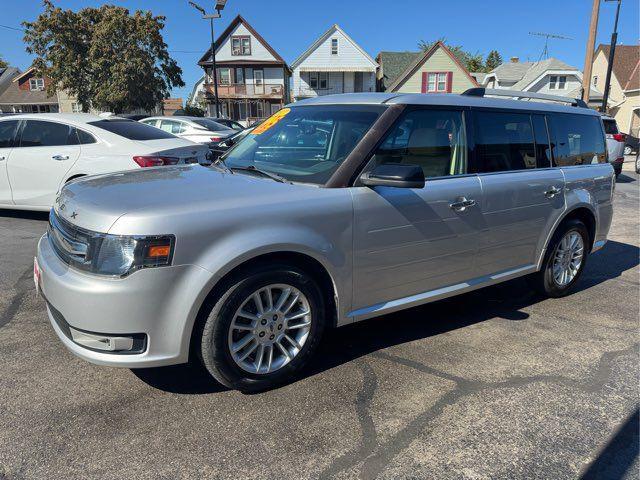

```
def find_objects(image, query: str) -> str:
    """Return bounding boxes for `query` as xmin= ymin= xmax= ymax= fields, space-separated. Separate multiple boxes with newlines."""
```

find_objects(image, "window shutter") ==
xmin=446 ymin=72 xmax=453 ymax=93
xmin=421 ymin=72 xmax=427 ymax=93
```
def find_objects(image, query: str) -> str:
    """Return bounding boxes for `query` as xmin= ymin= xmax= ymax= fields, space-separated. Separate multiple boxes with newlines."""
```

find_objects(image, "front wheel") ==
xmin=528 ymin=219 xmax=589 ymax=298
xmin=198 ymin=266 xmax=326 ymax=392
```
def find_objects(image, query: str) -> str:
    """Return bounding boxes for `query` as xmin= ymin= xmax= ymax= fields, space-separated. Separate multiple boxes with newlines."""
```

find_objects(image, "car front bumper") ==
xmin=36 ymin=234 xmax=212 ymax=368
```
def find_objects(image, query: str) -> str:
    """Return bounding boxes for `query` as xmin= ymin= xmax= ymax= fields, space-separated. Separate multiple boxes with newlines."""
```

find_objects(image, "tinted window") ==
xmin=159 ymin=120 xmax=186 ymax=134
xmin=549 ymin=114 xmax=606 ymax=166
xmin=193 ymin=119 xmax=230 ymax=131
xmin=0 ymin=120 xmax=18 ymax=148
xmin=475 ymin=111 xmax=536 ymax=172
xmin=87 ymin=119 xmax=176 ymax=140
xmin=602 ymin=119 xmax=618 ymax=135
xmin=76 ymin=129 xmax=96 ymax=144
xmin=371 ymin=108 xmax=467 ymax=178
xmin=224 ymin=105 xmax=383 ymax=185
xmin=532 ymin=115 xmax=552 ymax=167
xmin=20 ymin=120 xmax=73 ymax=147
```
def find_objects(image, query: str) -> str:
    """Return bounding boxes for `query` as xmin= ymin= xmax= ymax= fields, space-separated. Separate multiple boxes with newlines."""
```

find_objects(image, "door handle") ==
xmin=0 ymin=156 xmax=5 ymax=161
xmin=544 ymin=186 xmax=562 ymax=198
xmin=52 ymin=155 xmax=69 ymax=161
xmin=450 ymin=197 xmax=476 ymax=212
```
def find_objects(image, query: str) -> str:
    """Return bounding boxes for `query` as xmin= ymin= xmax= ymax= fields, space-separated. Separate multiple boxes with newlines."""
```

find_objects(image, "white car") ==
xmin=601 ymin=115 xmax=625 ymax=177
xmin=0 ymin=113 xmax=210 ymax=211
xmin=139 ymin=116 xmax=235 ymax=148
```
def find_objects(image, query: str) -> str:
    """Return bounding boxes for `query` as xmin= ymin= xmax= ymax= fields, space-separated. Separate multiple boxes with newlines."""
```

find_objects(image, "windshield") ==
xmin=88 ymin=119 xmax=176 ymax=140
xmin=222 ymin=105 xmax=384 ymax=185
xmin=193 ymin=118 xmax=232 ymax=131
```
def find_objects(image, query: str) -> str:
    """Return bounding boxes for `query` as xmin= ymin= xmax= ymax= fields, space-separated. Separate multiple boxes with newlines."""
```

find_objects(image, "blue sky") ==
xmin=1 ymin=0 xmax=638 ymax=101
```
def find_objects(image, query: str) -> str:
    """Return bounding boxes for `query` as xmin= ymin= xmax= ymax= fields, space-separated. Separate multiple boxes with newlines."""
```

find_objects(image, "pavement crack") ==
xmin=0 ymin=266 xmax=34 ymax=329
xmin=320 ymin=360 xmax=378 ymax=479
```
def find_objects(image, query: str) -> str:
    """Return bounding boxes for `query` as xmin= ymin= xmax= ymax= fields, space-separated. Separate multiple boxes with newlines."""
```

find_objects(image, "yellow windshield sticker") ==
xmin=251 ymin=108 xmax=291 ymax=135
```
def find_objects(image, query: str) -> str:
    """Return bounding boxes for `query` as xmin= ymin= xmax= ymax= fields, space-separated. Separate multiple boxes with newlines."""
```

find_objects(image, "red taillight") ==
xmin=210 ymin=136 xmax=222 ymax=142
xmin=133 ymin=156 xmax=179 ymax=167
xmin=613 ymin=133 xmax=625 ymax=142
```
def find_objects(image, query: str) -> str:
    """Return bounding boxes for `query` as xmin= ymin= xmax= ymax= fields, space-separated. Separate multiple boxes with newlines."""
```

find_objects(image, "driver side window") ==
xmin=370 ymin=108 xmax=468 ymax=178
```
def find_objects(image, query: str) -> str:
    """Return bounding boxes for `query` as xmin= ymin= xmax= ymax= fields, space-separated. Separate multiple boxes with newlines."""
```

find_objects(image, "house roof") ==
xmin=0 ymin=67 xmax=58 ymax=105
xmin=625 ymin=61 xmax=640 ymax=92
xmin=470 ymin=72 xmax=487 ymax=84
xmin=198 ymin=15 xmax=288 ymax=68
xmin=377 ymin=51 xmax=421 ymax=88
xmin=0 ymin=67 xmax=20 ymax=94
xmin=488 ymin=61 xmax=533 ymax=82
xmin=510 ymin=58 xmax=578 ymax=90
xmin=385 ymin=41 xmax=479 ymax=92
xmin=595 ymin=44 xmax=640 ymax=91
xmin=290 ymin=24 xmax=377 ymax=70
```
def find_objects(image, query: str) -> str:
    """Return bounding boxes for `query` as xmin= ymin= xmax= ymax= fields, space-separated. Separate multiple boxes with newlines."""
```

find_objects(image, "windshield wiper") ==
xmin=229 ymin=165 xmax=290 ymax=183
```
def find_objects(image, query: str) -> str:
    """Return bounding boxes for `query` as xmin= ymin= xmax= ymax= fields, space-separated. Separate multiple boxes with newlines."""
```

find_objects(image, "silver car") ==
xmin=35 ymin=90 xmax=614 ymax=391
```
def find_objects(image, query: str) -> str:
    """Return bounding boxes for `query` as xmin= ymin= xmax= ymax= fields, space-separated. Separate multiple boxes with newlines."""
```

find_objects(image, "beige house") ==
xmin=591 ymin=44 xmax=640 ymax=138
xmin=377 ymin=41 xmax=478 ymax=93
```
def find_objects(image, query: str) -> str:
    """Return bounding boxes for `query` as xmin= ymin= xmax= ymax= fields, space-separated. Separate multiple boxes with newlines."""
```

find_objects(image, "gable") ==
xmin=292 ymin=26 xmax=377 ymax=71
xmin=392 ymin=45 xmax=477 ymax=93
xmin=214 ymin=23 xmax=278 ymax=62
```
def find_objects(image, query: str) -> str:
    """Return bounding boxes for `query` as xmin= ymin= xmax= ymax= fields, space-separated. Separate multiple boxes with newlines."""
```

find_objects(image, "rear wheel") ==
xmin=198 ymin=265 xmax=325 ymax=392
xmin=528 ymin=219 xmax=589 ymax=298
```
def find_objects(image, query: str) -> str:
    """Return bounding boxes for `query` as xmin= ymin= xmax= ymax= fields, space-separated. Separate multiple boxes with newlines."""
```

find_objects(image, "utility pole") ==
xmin=601 ymin=0 xmax=622 ymax=112
xmin=581 ymin=0 xmax=601 ymax=103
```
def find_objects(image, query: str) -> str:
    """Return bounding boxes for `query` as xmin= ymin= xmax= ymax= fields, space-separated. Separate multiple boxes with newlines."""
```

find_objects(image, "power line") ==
xmin=0 ymin=24 xmax=25 ymax=32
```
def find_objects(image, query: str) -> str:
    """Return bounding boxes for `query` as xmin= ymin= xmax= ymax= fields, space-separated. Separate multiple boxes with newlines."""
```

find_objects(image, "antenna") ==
xmin=529 ymin=32 xmax=572 ymax=61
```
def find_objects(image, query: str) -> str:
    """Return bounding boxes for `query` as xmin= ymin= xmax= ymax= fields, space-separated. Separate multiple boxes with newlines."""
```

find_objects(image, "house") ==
xmin=188 ymin=75 xmax=206 ymax=108
xmin=197 ymin=15 xmax=290 ymax=124
xmin=591 ymin=44 xmax=640 ymax=138
xmin=376 ymin=42 xmax=478 ymax=93
xmin=479 ymin=57 xmax=603 ymax=108
xmin=291 ymin=24 xmax=377 ymax=100
xmin=162 ymin=98 xmax=184 ymax=116
xmin=0 ymin=67 xmax=59 ymax=113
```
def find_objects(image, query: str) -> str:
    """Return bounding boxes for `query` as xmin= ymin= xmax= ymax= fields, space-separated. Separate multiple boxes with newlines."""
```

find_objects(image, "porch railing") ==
xmin=204 ymin=83 xmax=284 ymax=98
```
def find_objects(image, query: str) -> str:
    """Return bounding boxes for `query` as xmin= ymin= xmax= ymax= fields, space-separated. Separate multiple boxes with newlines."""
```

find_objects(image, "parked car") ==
xmin=36 ymin=90 xmax=614 ymax=391
xmin=208 ymin=117 xmax=246 ymax=131
xmin=601 ymin=114 xmax=625 ymax=177
xmin=208 ymin=126 xmax=255 ymax=161
xmin=0 ymin=113 xmax=209 ymax=211
xmin=140 ymin=116 xmax=234 ymax=148
xmin=624 ymin=134 xmax=638 ymax=155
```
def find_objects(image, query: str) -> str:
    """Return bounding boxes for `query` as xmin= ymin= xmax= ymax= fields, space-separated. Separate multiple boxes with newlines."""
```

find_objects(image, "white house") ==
xmin=291 ymin=24 xmax=377 ymax=100
xmin=198 ymin=15 xmax=290 ymax=124
xmin=479 ymin=57 xmax=603 ymax=107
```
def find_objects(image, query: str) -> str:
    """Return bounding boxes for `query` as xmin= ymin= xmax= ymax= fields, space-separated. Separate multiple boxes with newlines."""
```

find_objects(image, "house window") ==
xmin=309 ymin=72 xmax=328 ymax=90
xmin=423 ymin=72 xmax=451 ymax=93
xmin=71 ymin=102 xmax=81 ymax=113
xmin=331 ymin=38 xmax=338 ymax=55
xmin=218 ymin=68 xmax=231 ymax=85
xmin=592 ymin=75 xmax=598 ymax=87
xmin=29 ymin=78 xmax=45 ymax=91
xmin=236 ymin=68 xmax=244 ymax=84
xmin=231 ymin=36 xmax=251 ymax=56
xmin=549 ymin=75 xmax=567 ymax=90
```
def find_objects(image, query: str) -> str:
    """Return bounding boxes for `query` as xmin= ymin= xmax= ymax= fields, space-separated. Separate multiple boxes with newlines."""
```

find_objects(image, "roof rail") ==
xmin=461 ymin=87 xmax=589 ymax=108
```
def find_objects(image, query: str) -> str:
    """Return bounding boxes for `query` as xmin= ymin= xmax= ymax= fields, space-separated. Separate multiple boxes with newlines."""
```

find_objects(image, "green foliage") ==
xmin=0 ymin=55 xmax=8 ymax=69
xmin=418 ymin=38 xmax=503 ymax=73
xmin=183 ymin=104 xmax=205 ymax=117
xmin=23 ymin=0 xmax=184 ymax=113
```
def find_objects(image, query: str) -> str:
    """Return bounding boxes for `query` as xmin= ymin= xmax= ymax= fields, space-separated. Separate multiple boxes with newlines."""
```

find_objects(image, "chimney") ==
xmin=510 ymin=56 xmax=519 ymax=63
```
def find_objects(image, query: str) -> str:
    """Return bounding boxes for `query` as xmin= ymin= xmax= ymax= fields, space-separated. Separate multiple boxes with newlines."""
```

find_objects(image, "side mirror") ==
xmin=360 ymin=163 xmax=425 ymax=189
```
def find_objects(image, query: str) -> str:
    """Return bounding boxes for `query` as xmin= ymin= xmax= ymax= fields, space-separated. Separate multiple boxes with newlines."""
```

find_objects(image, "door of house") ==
xmin=354 ymin=72 xmax=364 ymax=92
xmin=254 ymin=70 xmax=264 ymax=95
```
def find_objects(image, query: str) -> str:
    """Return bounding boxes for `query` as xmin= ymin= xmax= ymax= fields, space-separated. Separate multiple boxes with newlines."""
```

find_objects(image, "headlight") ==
xmin=91 ymin=235 xmax=175 ymax=276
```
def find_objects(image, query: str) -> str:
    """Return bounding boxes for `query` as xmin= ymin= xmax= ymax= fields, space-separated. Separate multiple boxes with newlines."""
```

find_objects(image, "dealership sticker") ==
xmin=251 ymin=108 xmax=291 ymax=135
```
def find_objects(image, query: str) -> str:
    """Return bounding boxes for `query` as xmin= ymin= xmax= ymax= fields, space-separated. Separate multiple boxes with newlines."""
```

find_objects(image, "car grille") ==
xmin=48 ymin=211 xmax=95 ymax=269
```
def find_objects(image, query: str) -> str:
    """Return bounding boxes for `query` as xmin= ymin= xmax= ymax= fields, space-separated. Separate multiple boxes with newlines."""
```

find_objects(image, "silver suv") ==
xmin=35 ymin=90 xmax=614 ymax=391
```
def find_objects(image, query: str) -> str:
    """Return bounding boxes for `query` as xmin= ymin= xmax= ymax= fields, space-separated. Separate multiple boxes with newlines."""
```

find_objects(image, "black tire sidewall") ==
xmin=200 ymin=266 xmax=325 ymax=392
xmin=541 ymin=220 xmax=589 ymax=297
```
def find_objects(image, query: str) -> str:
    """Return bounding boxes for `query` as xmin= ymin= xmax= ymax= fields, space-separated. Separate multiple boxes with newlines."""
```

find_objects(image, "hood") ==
xmin=54 ymin=165 xmax=310 ymax=232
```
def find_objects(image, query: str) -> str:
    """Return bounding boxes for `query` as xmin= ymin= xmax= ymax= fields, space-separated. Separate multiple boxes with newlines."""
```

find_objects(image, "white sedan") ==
xmin=0 ymin=113 xmax=210 ymax=211
xmin=139 ymin=116 xmax=235 ymax=147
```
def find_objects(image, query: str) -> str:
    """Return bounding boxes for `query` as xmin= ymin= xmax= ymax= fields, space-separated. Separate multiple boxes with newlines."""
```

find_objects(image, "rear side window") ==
xmin=0 ymin=120 xmax=18 ymax=148
xmin=371 ymin=108 xmax=468 ymax=178
xmin=87 ymin=119 xmax=176 ymax=140
xmin=549 ymin=114 xmax=606 ymax=166
xmin=76 ymin=129 xmax=97 ymax=144
xmin=19 ymin=120 xmax=74 ymax=147
xmin=474 ymin=111 xmax=537 ymax=172
xmin=602 ymin=119 xmax=618 ymax=135
xmin=159 ymin=120 xmax=186 ymax=134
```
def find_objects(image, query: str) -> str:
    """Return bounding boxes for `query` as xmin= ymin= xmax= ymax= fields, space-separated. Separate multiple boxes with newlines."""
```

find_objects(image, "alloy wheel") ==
xmin=551 ymin=231 xmax=584 ymax=287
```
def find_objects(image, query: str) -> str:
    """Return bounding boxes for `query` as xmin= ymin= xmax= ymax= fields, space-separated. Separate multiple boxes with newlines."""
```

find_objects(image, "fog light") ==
xmin=69 ymin=327 xmax=134 ymax=352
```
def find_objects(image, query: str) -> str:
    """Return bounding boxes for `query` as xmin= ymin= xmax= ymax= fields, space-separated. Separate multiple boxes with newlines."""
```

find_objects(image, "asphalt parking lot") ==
xmin=0 ymin=163 xmax=638 ymax=480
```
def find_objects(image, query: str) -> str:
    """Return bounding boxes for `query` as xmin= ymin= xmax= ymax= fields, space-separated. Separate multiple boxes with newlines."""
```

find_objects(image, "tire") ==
xmin=527 ymin=219 xmax=589 ymax=298
xmin=198 ymin=265 xmax=326 ymax=392
xmin=624 ymin=146 xmax=632 ymax=155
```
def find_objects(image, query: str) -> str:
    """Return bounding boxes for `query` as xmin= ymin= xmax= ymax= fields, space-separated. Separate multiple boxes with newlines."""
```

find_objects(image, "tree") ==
xmin=183 ymin=104 xmax=205 ymax=117
xmin=23 ymin=1 xmax=184 ymax=113
xmin=0 ymin=55 xmax=8 ymax=69
xmin=485 ymin=50 xmax=503 ymax=72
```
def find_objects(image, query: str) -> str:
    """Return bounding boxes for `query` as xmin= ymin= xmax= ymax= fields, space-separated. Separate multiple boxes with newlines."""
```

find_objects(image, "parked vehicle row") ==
xmin=139 ymin=116 xmax=235 ymax=149
xmin=601 ymin=114 xmax=626 ymax=177
xmin=35 ymin=90 xmax=615 ymax=391
xmin=0 ymin=114 xmax=209 ymax=210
